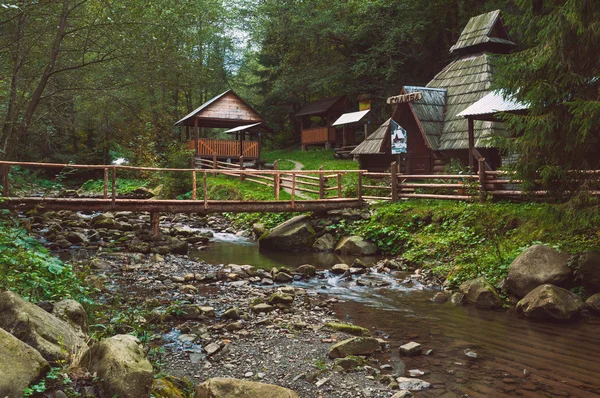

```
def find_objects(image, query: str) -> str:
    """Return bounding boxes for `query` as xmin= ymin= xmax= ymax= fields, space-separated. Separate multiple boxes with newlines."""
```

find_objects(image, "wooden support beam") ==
xmin=203 ymin=171 xmax=208 ymax=210
xmin=239 ymin=156 xmax=245 ymax=182
xmin=468 ymin=117 xmax=475 ymax=171
xmin=194 ymin=119 xmax=199 ymax=155
xmin=192 ymin=171 xmax=197 ymax=200
xmin=103 ymin=168 xmax=108 ymax=199
xmin=337 ymin=173 xmax=342 ymax=198
xmin=111 ymin=167 xmax=116 ymax=208
xmin=151 ymin=212 xmax=160 ymax=237
xmin=275 ymin=173 xmax=280 ymax=200
xmin=479 ymin=157 xmax=487 ymax=203
xmin=357 ymin=172 xmax=363 ymax=200
xmin=318 ymin=166 xmax=324 ymax=199
xmin=291 ymin=173 xmax=296 ymax=209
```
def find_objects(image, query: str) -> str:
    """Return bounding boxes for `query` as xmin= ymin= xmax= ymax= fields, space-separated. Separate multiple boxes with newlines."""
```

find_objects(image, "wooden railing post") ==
xmin=203 ymin=171 xmax=208 ymax=210
xmin=192 ymin=170 xmax=197 ymax=200
xmin=478 ymin=158 xmax=487 ymax=203
xmin=291 ymin=173 xmax=296 ymax=209
xmin=239 ymin=156 xmax=245 ymax=182
xmin=213 ymin=153 xmax=217 ymax=174
xmin=151 ymin=212 xmax=160 ymax=237
xmin=273 ymin=160 xmax=278 ymax=170
xmin=103 ymin=167 xmax=109 ymax=199
xmin=111 ymin=166 xmax=117 ymax=207
xmin=357 ymin=172 xmax=363 ymax=201
xmin=337 ymin=173 xmax=342 ymax=198
xmin=2 ymin=165 xmax=9 ymax=197
xmin=391 ymin=161 xmax=398 ymax=202
xmin=275 ymin=172 xmax=280 ymax=200
xmin=318 ymin=166 xmax=324 ymax=199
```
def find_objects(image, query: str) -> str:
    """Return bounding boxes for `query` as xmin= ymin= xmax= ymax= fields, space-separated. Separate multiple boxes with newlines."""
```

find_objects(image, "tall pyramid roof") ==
xmin=449 ymin=10 xmax=516 ymax=55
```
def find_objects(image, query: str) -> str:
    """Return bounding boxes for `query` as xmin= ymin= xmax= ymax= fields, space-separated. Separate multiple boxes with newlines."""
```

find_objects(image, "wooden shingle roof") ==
xmin=350 ymin=119 xmax=391 ymax=155
xmin=404 ymin=86 xmax=446 ymax=150
xmin=295 ymin=96 xmax=346 ymax=117
xmin=449 ymin=10 xmax=516 ymax=54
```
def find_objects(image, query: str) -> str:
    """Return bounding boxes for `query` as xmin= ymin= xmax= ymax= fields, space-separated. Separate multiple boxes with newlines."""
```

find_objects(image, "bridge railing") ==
xmin=0 ymin=160 xmax=366 ymax=209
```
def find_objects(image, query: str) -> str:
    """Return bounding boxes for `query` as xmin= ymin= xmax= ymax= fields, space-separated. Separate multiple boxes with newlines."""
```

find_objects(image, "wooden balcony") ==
xmin=188 ymin=139 xmax=259 ymax=159
xmin=301 ymin=127 xmax=336 ymax=145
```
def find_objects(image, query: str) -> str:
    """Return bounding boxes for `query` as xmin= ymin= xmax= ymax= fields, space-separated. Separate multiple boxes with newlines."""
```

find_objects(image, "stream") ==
xmin=193 ymin=232 xmax=600 ymax=397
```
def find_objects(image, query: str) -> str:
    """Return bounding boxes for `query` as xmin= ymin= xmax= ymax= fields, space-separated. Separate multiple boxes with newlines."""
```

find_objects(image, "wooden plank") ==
xmin=363 ymin=195 xmax=392 ymax=200
xmin=399 ymin=193 xmax=474 ymax=200
xmin=319 ymin=167 xmax=324 ymax=199
xmin=364 ymin=185 xmax=392 ymax=190
xmin=192 ymin=171 xmax=197 ymax=200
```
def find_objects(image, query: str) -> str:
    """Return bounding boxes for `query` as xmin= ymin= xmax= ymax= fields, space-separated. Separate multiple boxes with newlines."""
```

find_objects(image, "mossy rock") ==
xmin=151 ymin=377 xmax=190 ymax=398
xmin=324 ymin=322 xmax=371 ymax=337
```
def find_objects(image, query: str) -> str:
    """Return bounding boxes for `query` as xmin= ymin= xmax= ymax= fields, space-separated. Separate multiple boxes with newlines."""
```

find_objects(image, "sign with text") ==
xmin=386 ymin=92 xmax=423 ymax=105
xmin=390 ymin=120 xmax=407 ymax=155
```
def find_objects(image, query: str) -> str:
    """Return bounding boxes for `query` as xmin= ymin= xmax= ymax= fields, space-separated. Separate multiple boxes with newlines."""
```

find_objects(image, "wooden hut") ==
xmin=295 ymin=96 xmax=348 ymax=150
xmin=364 ymin=10 xmax=517 ymax=173
xmin=351 ymin=119 xmax=396 ymax=171
xmin=174 ymin=90 xmax=272 ymax=166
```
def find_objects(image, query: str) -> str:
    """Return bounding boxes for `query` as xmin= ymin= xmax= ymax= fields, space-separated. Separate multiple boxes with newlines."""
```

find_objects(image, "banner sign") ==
xmin=386 ymin=92 xmax=423 ymax=105
xmin=390 ymin=120 xmax=407 ymax=154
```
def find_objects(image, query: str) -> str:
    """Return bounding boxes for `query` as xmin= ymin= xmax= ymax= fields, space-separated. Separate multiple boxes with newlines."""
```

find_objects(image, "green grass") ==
xmin=79 ymin=178 xmax=149 ymax=194
xmin=325 ymin=200 xmax=600 ymax=291
xmin=262 ymin=148 xmax=358 ymax=171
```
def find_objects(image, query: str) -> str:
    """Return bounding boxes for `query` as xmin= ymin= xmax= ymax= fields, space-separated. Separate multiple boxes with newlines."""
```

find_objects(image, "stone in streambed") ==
xmin=268 ymin=292 xmax=294 ymax=306
xmin=328 ymin=337 xmax=380 ymax=358
xmin=259 ymin=215 xmax=316 ymax=252
xmin=0 ymin=327 xmax=50 ymax=398
xmin=335 ymin=236 xmax=378 ymax=255
xmin=312 ymin=233 xmax=336 ymax=252
xmin=585 ymin=293 xmax=600 ymax=314
xmin=252 ymin=303 xmax=274 ymax=313
xmin=431 ymin=292 xmax=448 ymax=303
xmin=516 ymin=284 xmax=584 ymax=321
xmin=296 ymin=264 xmax=316 ymax=276
xmin=274 ymin=272 xmax=293 ymax=283
xmin=459 ymin=277 xmax=503 ymax=309
xmin=395 ymin=377 xmax=431 ymax=392
xmin=223 ymin=307 xmax=241 ymax=320
xmin=506 ymin=244 xmax=571 ymax=298
xmin=195 ymin=377 xmax=298 ymax=398
xmin=82 ymin=334 xmax=154 ymax=398
xmin=324 ymin=322 xmax=371 ymax=337
xmin=331 ymin=263 xmax=350 ymax=274
xmin=0 ymin=291 xmax=86 ymax=361
xmin=52 ymin=299 xmax=90 ymax=337
xmin=399 ymin=342 xmax=422 ymax=356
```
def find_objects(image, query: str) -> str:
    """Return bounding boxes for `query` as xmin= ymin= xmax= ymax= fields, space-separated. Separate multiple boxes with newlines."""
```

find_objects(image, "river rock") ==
xmin=328 ymin=337 xmax=380 ymax=358
xmin=151 ymin=378 xmax=186 ymax=398
xmin=459 ymin=277 xmax=503 ymax=309
xmin=576 ymin=250 xmax=600 ymax=293
xmin=506 ymin=244 xmax=571 ymax=298
xmin=268 ymin=292 xmax=294 ymax=306
xmin=395 ymin=377 xmax=431 ymax=391
xmin=296 ymin=264 xmax=316 ymax=276
xmin=252 ymin=303 xmax=274 ymax=313
xmin=335 ymin=236 xmax=378 ymax=255
xmin=252 ymin=223 xmax=267 ymax=237
xmin=450 ymin=292 xmax=465 ymax=305
xmin=399 ymin=342 xmax=421 ymax=356
xmin=177 ymin=305 xmax=215 ymax=320
xmin=274 ymin=272 xmax=293 ymax=283
xmin=0 ymin=327 xmax=50 ymax=398
xmin=259 ymin=215 xmax=316 ymax=252
xmin=312 ymin=233 xmax=336 ymax=252
xmin=324 ymin=322 xmax=371 ymax=337
xmin=585 ymin=293 xmax=600 ymax=314
xmin=223 ymin=307 xmax=241 ymax=320
xmin=66 ymin=231 xmax=87 ymax=244
xmin=92 ymin=213 xmax=117 ymax=229
xmin=52 ymin=299 xmax=90 ymax=337
xmin=0 ymin=291 xmax=86 ymax=361
xmin=335 ymin=357 xmax=359 ymax=371
xmin=516 ymin=284 xmax=584 ymax=321
xmin=331 ymin=263 xmax=350 ymax=274
xmin=431 ymin=292 xmax=448 ymax=303
xmin=195 ymin=377 xmax=298 ymax=398
xmin=83 ymin=334 xmax=153 ymax=398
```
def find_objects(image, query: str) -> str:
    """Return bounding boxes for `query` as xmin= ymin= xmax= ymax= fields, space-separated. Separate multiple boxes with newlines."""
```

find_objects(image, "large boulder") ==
xmin=585 ymin=293 xmax=600 ymax=314
xmin=195 ymin=377 xmax=298 ymax=398
xmin=328 ymin=337 xmax=381 ymax=359
xmin=0 ymin=327 xmax=50 ymax=398
xmin=334 ymin=236 xmax=378 ymax=255
xmin=53 ymin=299 xmax=89 ymax=337
xmin=0 ymin=291 xmax=86 ymax=361
xmin=259 ymin=215 xmax=316 ymax=252
xmin=459 ymin=277 xmax=503 ymax=309
xmin=312 ymin=233 xmax=336 ymax=252
xmin=576 ymin=250 xmax=600 ymax=293
xmin=516 ymin=284 xmax=584 ymax=321
xmin=506 ymin=244 xmax=571 ymax=298
xmin=82 ymin=334 xmax=154 ymax=398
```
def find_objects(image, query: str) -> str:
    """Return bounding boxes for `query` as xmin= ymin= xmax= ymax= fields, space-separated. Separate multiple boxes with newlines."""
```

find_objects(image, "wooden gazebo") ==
xmin=295 ymin=96 xmax=348 ymax=150
xmin=175 ymin=90 xmax=272 ymax=165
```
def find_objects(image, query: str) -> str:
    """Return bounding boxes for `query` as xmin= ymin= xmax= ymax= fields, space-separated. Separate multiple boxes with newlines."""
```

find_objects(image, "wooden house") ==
xmin=174 ymin=90 xmax=272 ymax=166
xmin=295 ymin=96 xmax=349 ymax=149
xmin=354 ymin=10 xmax=517 ymax=173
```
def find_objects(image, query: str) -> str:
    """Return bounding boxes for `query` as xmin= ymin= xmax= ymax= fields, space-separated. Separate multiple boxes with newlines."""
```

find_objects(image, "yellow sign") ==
xmin=359 ymin=100 xmax=371 ymax=110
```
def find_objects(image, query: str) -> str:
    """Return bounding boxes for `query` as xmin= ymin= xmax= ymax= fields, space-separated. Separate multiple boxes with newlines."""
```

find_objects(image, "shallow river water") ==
xmin=194 ymin=233 xmax=600 ymax=397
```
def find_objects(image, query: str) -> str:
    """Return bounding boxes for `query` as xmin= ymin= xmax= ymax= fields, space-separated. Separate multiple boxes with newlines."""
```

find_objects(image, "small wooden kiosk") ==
xmin=175 ymin=90 xmax=272 ymax=166
xmin=295 ymin=96 xmax=348 ymax=149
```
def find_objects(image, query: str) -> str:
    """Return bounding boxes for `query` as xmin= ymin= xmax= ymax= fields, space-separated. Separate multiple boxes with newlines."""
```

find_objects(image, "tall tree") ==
xmin=493 ymin=0 xmax=600 ymax=193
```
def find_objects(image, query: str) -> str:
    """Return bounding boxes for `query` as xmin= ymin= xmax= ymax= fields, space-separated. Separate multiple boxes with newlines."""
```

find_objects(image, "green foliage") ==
xmin=327 ymin=200 xmax=600 ymax=288
xmin=0 ymin=218 xmax=92 ymax=303
xmin=262 ymin=148 xmax=357 ymax=171
xmin=493 ymin=0 xmax=600 ymax=194
xmin=159 ymin=144 xmax=194 ymax=199
xmin=80 ymin=178 xmax=148 ymax=195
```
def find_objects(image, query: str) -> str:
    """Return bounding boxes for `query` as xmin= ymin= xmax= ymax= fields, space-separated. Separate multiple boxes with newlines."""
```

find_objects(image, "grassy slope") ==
xmin=262 ymin=148 xmax=358 ymax=171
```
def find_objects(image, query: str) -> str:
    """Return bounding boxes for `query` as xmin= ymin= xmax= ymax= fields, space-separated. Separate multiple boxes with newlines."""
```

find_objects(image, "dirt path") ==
xmin=280 ymin=159 xmax=309 ymax=199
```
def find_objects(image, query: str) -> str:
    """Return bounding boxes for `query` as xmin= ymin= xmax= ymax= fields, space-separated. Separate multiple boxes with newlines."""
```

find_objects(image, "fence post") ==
xmin=275 ymin=173 xmax=280 ymax=200
xmin=337 ymin=173 xmax=342 ymax=198
xmin=318 ymin=166 xmax=324 ymax=199
xmin=391 ymin=161 xmax=398 ymax=202
xmin=357 ymin=172 xmax=363 ymax=201
xmin=111 ymin=166 xmax=117 ymax=208
xmin=213 ymin=153 xmax=217 ymax=175
xmin=273 ymin=159 xmax=278 ymax=170
xmin=239 ymin=156 xmax=245 ymax=182
xmin=478 ymin=158 xmax=487 ymax=203
xmin=192 ymin=171 xmax=197 ymax=200
xmin=151 ymin=212 xmax=160 ymax=237
xmin=2 ymin=165 xmax=9 ymax=197
xmin=103 ymin=167 xmax=109 ymax=199
xmin=203 ymin=171 xmax=208 ymax=210
xmin=291 ymin=173 xmax=296 ymax=209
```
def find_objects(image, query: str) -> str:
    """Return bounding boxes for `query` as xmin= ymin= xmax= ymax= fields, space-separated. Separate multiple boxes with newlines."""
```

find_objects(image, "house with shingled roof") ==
xmin=352 ymin=10 xmax=517 ymax=173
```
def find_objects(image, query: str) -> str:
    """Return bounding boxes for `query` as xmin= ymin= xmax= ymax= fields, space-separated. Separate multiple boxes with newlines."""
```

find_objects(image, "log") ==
xmin=363 ymin=195 xmax=392 ymax=201
xmin=399 ymin=193 xmax=474 ymax=200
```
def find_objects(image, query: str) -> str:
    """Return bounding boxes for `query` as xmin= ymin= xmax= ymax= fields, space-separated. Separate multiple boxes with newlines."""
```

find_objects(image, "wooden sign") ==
xmin=359 ymin=100 xmax=371 ymax=110
xmin=390 ymin=120 xmax=407 ymax=154
xmin=386 ymin=92 xmax=423 ymax=105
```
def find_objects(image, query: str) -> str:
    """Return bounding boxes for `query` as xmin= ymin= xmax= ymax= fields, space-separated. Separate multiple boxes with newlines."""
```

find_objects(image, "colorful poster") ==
xmin=390 ymin=120 xmax=407 ymax=154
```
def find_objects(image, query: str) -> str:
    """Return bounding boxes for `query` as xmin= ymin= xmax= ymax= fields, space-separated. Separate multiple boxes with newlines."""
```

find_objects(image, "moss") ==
xmin=324 ymin=322 xmax=371 ymax=337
